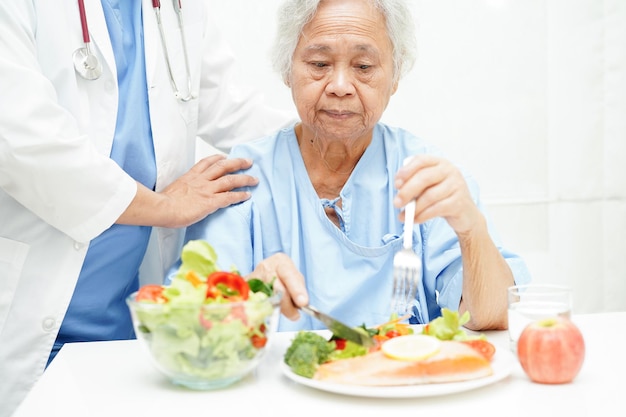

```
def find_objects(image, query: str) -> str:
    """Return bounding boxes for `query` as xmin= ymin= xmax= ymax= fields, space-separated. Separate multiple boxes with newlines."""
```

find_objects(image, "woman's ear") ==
xmin=284 ymin=71 xmax=296 ymax=88
xmin=391 ymin=79 xmax=399 ymax=95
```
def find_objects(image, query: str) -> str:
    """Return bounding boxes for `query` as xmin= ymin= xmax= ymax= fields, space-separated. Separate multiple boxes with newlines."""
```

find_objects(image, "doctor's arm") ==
xmin=117 ymin=154 xmax=258 ymax=228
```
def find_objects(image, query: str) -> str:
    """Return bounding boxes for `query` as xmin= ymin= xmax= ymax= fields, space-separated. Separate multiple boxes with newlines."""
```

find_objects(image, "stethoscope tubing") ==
xmin=74 ymin=0 xmax=103 ymax=80
xmin=152 ymin=0 xmax=195 ymax=101
xmin=73 ymin=0 xmax=195 ymax=101
xmin=78 ymin=0 xmax=90 ymax=44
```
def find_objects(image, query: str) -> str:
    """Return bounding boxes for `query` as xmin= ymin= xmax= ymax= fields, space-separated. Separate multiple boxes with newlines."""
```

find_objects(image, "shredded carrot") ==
xmin=185 ymin=270 xmax=204 ymax=287
xmin=374 ymin=312 xmax=413 ymax=329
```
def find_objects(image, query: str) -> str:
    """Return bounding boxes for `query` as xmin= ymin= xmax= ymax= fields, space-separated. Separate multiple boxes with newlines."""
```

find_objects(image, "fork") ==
xmin=391 ymin=159 xmax=424 ymax=318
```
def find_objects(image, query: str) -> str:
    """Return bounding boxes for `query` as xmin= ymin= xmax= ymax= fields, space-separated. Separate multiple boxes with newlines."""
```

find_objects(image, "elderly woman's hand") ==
xmin=245 ymin=253 xmax=309 ymax=321
xmin=393 ymin=155 xmax=483 ymax=236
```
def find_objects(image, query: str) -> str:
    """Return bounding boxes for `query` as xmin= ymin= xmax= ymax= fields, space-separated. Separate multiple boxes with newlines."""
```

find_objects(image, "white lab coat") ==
xmin=0 ymin=1 xmax=292 ymax=415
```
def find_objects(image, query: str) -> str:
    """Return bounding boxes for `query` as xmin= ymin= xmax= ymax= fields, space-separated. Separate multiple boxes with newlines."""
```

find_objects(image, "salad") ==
xmin=284 ymin=308 xmax=495 ymax=378
xmin=128 ymin=240 xmax=277 ymax=387
xmin=284 ymin=313 xmax=413 ymax=378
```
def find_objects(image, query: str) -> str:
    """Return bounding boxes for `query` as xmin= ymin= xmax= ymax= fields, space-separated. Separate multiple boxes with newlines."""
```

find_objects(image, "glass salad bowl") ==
xmin=126 ymin=276 xmax=280 ymax=390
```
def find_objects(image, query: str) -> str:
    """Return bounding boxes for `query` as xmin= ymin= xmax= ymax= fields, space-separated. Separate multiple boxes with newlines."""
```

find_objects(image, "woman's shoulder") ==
xmin=229 ymin=126 xmax=295 ymax=159
xmin=376 ymin=122 xmax=444 ymax=157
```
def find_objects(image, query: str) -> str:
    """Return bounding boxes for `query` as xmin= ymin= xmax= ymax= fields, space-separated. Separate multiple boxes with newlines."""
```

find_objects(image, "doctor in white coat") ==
xmin=0 ymin=1 xmax=295 ymax=415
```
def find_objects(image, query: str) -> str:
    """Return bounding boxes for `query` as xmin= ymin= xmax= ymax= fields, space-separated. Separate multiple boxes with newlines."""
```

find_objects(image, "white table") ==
xmin=13 ymin=312 xmax=626 ymax=417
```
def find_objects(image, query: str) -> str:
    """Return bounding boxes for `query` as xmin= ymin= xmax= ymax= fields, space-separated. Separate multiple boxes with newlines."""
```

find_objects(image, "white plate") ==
xmin=280 ymin=348 xmax=515 ymax=398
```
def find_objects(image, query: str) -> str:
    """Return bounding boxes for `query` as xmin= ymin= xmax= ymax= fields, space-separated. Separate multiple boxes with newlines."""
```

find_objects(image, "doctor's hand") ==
xmin=246 ymin=253 xmax=309 ymax=321
xmin=117 ymin=154 xmax=259 ymax=228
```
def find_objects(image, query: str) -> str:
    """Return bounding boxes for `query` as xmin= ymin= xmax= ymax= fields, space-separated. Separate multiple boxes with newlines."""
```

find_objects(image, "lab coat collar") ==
xmin=142 ymin=0 xmax=160 ymax=87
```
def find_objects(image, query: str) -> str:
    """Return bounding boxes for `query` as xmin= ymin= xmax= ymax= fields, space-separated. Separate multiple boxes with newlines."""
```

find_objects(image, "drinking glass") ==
xmin=507 ymin=284 xmax=572 ymax=353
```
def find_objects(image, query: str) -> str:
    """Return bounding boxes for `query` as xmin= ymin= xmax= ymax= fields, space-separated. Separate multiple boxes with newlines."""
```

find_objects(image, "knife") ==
xmin=300 ymin=305 xmax=375 ymax=348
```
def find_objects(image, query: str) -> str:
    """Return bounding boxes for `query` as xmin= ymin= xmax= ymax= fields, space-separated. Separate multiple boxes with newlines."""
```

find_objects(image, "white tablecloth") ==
xmin=12 ymin=312 xmax=626 ymax=417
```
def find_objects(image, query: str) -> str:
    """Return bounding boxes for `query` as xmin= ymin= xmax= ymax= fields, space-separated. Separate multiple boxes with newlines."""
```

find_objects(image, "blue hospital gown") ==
xmin=179 ymin=123 xmax=531 ymax=331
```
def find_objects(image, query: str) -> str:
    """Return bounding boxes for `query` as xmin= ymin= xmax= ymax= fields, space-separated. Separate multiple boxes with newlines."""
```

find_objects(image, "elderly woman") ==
xmin=178 ymin=0 xmax=530 ymax=331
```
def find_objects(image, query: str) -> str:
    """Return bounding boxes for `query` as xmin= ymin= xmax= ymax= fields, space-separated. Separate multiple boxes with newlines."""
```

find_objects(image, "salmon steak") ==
xmin=313 ymin=340 xmax=493 ymax=386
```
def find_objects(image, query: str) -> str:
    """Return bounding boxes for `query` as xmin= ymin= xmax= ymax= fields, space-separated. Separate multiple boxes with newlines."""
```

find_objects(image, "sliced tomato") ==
xmin=333 ymin=338 xmax=347 ymax=350
xmin=136 ymin=284 xmax=167 ymax=303
xmin=385 ymin=329 xmax=402 ymax=339
xmin=250 ymin=324 xmax=268 ymax=348
xmin=198 ymin=312 xmax=213 ymax=329
xmin=251 ymin=334 xmax=268 ymax=348
xmin=206 ymin=271 xmax=250 ymax=301
xmin=206 ymin=286 xmax=223 ymax=300
xmin=229 ymin=304 xmax=248 ymax=325
xmin=462 ymin=339 xmax=496 ymax=361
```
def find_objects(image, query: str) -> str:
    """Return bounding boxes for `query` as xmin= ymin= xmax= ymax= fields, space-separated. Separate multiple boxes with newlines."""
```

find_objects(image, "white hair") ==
xmin=271 ymin=0 xmax=417 ymax=84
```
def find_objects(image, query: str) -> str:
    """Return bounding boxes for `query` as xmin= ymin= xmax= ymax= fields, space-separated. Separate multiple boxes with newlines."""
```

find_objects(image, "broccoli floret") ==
xmin=284 ymin=331 xmax=335 ymax=378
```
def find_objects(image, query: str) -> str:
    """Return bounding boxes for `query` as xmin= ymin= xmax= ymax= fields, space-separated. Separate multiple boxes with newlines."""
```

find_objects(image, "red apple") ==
xmin=517 ymin=317 xmax=585 ymax=384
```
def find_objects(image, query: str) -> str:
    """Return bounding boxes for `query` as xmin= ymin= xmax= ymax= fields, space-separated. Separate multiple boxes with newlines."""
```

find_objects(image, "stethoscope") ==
xmin=73 ymin=0 xmax=196 ymax=102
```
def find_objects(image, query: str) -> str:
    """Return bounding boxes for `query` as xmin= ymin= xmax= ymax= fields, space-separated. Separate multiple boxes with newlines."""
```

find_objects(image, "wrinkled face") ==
xmin=288 ymin=0 xmax=398 ymax=142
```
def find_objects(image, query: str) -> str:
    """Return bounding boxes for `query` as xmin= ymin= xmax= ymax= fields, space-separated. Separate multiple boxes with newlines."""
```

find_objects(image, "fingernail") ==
xmin=295 ymin=294 xmax=307 ymax=306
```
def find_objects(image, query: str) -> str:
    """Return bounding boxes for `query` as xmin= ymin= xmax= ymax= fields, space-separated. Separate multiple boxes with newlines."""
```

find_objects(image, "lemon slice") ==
xmin=381 ymin=334 xmax=442 ymax=361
